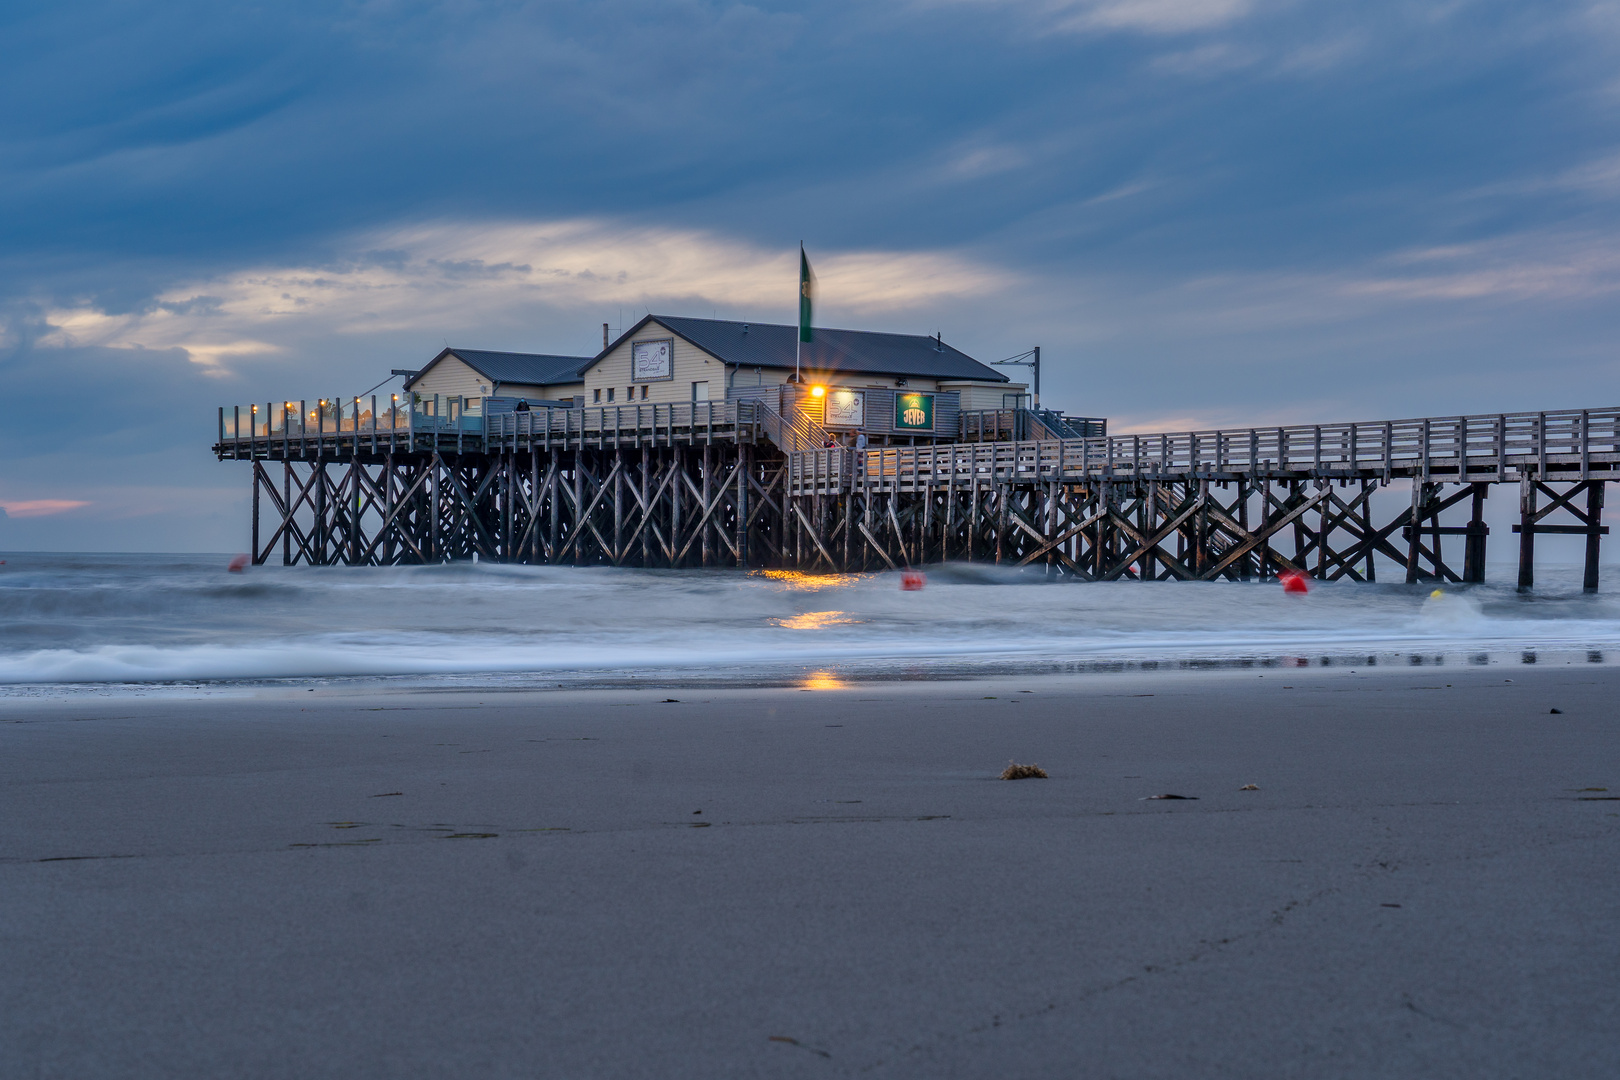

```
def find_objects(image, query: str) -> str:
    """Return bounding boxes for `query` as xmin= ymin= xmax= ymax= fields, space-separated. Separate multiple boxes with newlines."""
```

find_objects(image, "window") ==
xmin=593 ymin=388 xmax=601 ymax=403
xmin=640 ymin=385 xmax=648 ymax=399
xmin=607 ymin=387 xmax=615 ymax=403
xmin=691 ymin=381 xmax=709 ymax=402
xmin=626 ymin=386 xmax=633 ymax=400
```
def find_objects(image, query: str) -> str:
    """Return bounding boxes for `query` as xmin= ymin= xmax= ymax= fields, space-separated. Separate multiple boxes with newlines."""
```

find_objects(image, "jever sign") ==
xmin=894 ymin=392 xmax=934 ymax=431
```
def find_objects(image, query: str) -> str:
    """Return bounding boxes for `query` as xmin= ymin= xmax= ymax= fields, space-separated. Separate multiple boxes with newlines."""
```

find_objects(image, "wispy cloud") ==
xmin=33 ymin=220 xmax=1014 ymax=374
xmin=1346 ymin=233 xmax=1620 ymax=302
xmin=929 ymin=0 xmax=1257 ymax=35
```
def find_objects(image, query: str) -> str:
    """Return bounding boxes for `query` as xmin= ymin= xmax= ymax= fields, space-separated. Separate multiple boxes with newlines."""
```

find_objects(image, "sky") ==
xmin=3 ymin=0 xmax=1619 ymax=550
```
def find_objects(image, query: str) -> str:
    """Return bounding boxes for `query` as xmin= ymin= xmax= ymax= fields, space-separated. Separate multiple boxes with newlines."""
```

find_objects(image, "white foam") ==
xmin=3 ymin=555 xmax=1620 ymax=684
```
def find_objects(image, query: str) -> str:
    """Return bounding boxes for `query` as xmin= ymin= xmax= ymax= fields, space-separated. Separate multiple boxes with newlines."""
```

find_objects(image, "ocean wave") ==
xmin=3 ymin=553 xmax=1620 ymax=684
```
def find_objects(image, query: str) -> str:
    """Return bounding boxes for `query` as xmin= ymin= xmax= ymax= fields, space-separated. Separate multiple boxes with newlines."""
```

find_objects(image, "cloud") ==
xmin=0 ymin=500 xmax=91 ymax=518
xmin=32 ymin=220 xmax=1014 ymax=373
xmin=1345 ymin=233 xmax=1620 ymax=302
xmin=929 ymin=0 xmax=1257 ymax=35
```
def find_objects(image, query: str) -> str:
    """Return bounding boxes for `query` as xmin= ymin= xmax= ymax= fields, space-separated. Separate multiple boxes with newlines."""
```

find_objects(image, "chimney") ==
xmin=603 ymin=323 xmax=609 ymax=350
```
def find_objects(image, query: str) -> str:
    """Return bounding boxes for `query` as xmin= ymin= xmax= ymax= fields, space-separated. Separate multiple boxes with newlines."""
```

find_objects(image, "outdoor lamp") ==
xmin=810 ymin=385 xmax=826 ymax=398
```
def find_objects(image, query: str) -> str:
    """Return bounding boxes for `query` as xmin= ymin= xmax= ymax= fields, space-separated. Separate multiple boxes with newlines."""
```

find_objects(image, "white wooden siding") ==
xmin=411 ymin=357 xmax=491 ymax=408
xmin=584 ymin=328 xmax=726 ymax=404
xmin=940 ymin=381 xmax=1025 ymax=411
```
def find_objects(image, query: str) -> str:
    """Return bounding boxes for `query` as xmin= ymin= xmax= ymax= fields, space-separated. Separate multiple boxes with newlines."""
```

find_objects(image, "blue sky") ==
xmin=3 ymin=0 xmax=1619 ymax=550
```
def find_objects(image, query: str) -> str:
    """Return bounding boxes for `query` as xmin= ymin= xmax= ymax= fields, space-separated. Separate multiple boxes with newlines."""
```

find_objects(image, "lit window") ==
xmin=593 ymin=388 xmax=601 ymax=402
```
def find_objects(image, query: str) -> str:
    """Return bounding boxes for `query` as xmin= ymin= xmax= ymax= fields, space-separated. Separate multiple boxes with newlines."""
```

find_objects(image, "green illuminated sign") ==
xmin=894 ymin=392 xmax=934 ymax=430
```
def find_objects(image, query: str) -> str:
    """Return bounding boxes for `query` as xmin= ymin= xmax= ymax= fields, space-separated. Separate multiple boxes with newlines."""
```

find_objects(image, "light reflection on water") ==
xmin=800 ymin=670 xmax=847 ymax=690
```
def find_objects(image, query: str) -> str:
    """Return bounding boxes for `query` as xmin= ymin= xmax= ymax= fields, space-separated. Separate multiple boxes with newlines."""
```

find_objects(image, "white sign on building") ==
xmin=825 ymin=388 xmax=865 ymax=427
xmin=631 ymin=339 xmax=674 ymax=381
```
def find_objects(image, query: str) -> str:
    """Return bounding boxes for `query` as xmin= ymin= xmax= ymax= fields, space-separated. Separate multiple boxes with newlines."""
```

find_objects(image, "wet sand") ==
xmin=2 ymin=664 xmax=1617 ymax=1078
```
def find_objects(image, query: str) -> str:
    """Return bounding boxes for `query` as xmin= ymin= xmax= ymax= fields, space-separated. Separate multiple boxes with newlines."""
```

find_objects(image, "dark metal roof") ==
xmin=404 ymin=348 xmax=590 ymax=390
xmin=591 ymin=316 xmax=1009 ymax=383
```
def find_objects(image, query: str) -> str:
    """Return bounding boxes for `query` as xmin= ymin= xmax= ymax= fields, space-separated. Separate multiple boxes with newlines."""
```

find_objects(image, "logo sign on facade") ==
xmin=824 ymin=388 xmax=865 ymax=427
xmin=631 ymin=339 xmax=674 ymax=381
xmin=895 ymin=392 xmax=934 ymax=431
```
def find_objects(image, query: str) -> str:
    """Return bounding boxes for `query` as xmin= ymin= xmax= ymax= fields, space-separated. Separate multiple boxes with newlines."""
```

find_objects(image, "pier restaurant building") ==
xmin=403 ymin=315 xmax=1024 ymax=437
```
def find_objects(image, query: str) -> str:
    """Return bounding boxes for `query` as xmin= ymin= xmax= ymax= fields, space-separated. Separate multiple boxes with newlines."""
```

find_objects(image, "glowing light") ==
xmin=773 ymin=611 xmax=856 ymax=630
xmin=757 ymin=569 xmax=864 ymax=592
xmin=810 ymin=385 xmax=826 ymax=398
xmin=801 ymin=670 xmax=846 ymax=691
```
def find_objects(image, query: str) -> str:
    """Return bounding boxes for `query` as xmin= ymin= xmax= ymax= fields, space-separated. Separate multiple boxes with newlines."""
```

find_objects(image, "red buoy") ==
xmin=1279 ymin=570 xmax=1309 ymax=594
xmin=900 ymin=570 xmax=926 ymax=591
xmin=228 ymin=554 xmax=249 ymax=573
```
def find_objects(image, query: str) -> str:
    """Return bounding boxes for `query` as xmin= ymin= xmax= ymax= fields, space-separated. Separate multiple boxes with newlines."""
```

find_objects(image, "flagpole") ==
xmin=795 ymin=242 xmax=802 ymax=383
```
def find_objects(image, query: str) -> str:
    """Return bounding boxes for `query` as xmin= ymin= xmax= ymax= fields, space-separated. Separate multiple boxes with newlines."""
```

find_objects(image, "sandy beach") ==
xmin=2 ymin=663 xmax=1617 ymax=1078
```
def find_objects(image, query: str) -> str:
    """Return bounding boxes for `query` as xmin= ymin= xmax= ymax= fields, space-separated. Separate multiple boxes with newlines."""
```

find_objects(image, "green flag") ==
xmin=798 ymin=245 xmax=815 ymax=344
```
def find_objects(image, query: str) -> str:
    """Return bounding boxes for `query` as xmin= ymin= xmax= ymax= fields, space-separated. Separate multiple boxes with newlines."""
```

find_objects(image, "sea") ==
xmin=3 ymin=552 xmax=1620 ymax=695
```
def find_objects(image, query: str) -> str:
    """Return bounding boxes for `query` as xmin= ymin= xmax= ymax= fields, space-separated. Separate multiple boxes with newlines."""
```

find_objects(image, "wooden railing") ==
xmin=750 ymin=399 xmax=834 ymax=454
xmin=484 ymin=401 xmax=746 ymax=449
xmin=789 ymin=407 xmax=1620 ymax=493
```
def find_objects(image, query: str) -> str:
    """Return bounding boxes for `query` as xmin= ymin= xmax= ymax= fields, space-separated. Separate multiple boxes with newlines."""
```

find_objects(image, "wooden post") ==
xmin=1316 ymin=482 xmax=1328 ymax=579
xmin=283 ymin=463 xmax=293 ymax=566
xmin=1095 ymin=481 xmax=1108 ymax=578
xmin=1585 ymin=481 xmax=1604 ymax=592
xmin=737 ymin=446 xmax=749 ymax=568
xmin=995 ymin=485 xmax=1007 ymax=564
xmin=549 ymin=454 xmax=561 ymax=564
xmin=251 ymin=464 xmax=261 ymax=565
xmin=503 ymin=454 xmax=514 ymax=562
xmin=1464 ymin=483 xmax=1487 ymax=584
xmin=1362 ymin=481 xmax=1376 ymax=582
xmin=1405 ymin=481 xmax=1424 ymax=584
xmin=1518 ymin=473 xmax=1536 ymax=591
xmin=701 ymin=446 xmax=712 ymax=568
xmin=968 ymin=479 xmax=979 ymax=561
xmin=380 ymin=455 xmax=392 ymax=565
xmin=572 ymin=454 xmax=583 ymax=566
xmin=430 ymin=457 xmax=441 ymax=563
xmin=1237 ymin=478 xmax=1251 ymax=580
xmin=349 ymin=463 xmax=361 ymax=565
xmin=1258 ymin=477 xmax=1272 ymax=579
xmin=613 ymin=449 xmax=624 ymax=565
xmin=532 ymin=451 xmax=542 ymax=564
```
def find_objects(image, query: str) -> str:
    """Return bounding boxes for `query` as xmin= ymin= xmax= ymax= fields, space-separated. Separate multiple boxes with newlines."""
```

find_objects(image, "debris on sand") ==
xmin=1549 ymin=707 xmax=1563 ymax=714
xmin=1239 ymin=784 xmax=1259 ymax=791
xmin=1000 ymin=762 xmax=1048 ymax=780
xmin=1144 ymin=793 xmax=1198 ymax=800
xmin=769 ymin=1036 xmax=831 ymax=1058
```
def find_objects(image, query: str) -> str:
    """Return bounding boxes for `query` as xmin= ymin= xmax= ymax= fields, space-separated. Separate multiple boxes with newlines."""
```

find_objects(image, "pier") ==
xmin=216 ymin=396 xmax=1617 ymax=589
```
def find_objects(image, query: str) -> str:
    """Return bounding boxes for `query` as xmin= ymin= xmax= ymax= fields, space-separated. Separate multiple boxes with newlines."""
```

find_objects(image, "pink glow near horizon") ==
xmin=0 ymin=500 xmax=92 ymax=518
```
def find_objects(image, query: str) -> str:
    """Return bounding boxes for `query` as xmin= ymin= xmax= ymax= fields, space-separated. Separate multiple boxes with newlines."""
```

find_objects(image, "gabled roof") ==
xmin=587 ymin=316 xmax=1009 ymax=383
xmin=404 ymin=348 xmax=590 ymax=391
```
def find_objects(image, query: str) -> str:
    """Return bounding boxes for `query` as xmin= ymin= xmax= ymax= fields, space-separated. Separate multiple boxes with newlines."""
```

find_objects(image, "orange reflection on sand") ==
xmin=801 ymin=670 xmax=846 ymax=690
xmin=772 ymin=610 xmax=857 ymax=630
xmin=757 ymin=569 xmax=863 ymax=592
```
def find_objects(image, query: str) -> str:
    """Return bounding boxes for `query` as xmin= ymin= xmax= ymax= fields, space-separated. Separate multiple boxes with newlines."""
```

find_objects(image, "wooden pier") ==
xmin=216 ymin=400 xmax=1618 ymax=589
